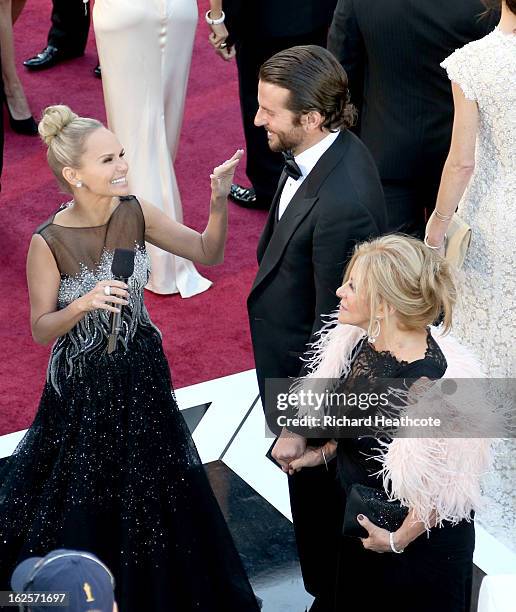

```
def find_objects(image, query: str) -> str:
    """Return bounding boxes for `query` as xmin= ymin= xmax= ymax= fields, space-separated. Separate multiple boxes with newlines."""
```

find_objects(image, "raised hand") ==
xmin=210 ymin=149 xmax=244 ymax=200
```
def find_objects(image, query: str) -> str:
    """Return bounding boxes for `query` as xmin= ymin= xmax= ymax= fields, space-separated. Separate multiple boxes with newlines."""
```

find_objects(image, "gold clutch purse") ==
xmin=445 ymin=213 xmax=471 ymax=269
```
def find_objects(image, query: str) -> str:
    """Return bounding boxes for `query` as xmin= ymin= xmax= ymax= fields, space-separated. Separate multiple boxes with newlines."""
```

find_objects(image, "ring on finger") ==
xmin=104 ymin=285 xmax=112 ymax=297
xmin=220 ymin=42 xmax=228 ymax=49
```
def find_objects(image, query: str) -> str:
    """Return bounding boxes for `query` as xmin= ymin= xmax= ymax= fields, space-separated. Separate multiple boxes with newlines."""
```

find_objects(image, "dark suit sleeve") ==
xmin=327 ymin=0 xmax=365 ymax=120
xmin=304 ymin=151 xmax=386 ymax=356
xmin=306 ymin=174 xmax=384 ymax=357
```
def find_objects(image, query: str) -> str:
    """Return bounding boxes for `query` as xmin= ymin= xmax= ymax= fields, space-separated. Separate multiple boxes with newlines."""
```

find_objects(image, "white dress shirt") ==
xmin=277 ymin=130 xmax=340 ymax=220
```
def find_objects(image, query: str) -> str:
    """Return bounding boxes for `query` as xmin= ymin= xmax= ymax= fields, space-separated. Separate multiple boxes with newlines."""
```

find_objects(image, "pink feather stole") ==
xmin=299 ymin=315 xmax=494 ymax=529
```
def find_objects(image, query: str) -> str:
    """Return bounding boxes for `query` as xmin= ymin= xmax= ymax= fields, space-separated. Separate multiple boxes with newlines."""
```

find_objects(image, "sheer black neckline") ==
xmin=348 ymin=329 xmax=446 ymax=380
xmin=366 ymin=328 xmax=433 ymax=367
xmin=51 ymin=198 xmax=123 ymax=230
xmin=36 ymin=196 xmax=145 ymax=278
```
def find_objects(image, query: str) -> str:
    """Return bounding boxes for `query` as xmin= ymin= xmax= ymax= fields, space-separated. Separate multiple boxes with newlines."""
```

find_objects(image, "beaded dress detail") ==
xmin=0 ymin=197 xmax=259 ymax=612
xmin=336 ymin=332 xmax=447 ymax=493
xmin=38 ymin=199 xmax=160 ymax=395
xmin=441 ymin=28 xmax=516 ymax=552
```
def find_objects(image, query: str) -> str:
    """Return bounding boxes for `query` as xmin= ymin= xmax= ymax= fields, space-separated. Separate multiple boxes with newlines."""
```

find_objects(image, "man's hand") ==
xmin=271 ymin=429 xmax=307 ymax=473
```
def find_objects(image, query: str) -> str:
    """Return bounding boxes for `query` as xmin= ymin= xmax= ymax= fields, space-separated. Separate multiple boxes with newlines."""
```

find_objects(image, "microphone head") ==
xmin=111 ymin=248 xmax=135 ymax=279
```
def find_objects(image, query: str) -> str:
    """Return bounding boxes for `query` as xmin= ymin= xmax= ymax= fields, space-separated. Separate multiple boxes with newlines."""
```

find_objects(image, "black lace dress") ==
xmin=335 ymin=334 xmax=475 ymax=612
xmin=0 ymin=197 xmax=260 ymax=612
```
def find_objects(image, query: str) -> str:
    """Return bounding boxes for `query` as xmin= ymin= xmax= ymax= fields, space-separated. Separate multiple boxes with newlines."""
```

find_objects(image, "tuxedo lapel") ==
xmin=251 ymin=181 xmax=318 ymax=295
xmin=251 ymin=131 xmax=349 ymax=297
xmin=257 ymin=170 xmax=288 ymax=262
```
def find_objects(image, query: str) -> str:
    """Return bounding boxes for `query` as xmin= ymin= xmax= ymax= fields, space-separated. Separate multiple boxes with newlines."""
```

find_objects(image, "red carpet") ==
xmin=0 ymin=0 xmax=266 ymax=435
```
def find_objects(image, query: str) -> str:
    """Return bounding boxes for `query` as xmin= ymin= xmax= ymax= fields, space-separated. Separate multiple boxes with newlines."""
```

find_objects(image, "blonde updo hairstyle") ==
xmin=344 ymin=235 xmax=457 ymax=337
xmin=39 ymin=105 xmax=103 ymax=193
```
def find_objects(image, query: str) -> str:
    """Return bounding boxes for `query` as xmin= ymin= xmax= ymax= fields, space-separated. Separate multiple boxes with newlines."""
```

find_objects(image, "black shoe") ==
xmin=229 ymin=184 xmax=269 ymax=209
xmin=23 ymin=45 xmax=83 ymax=71
xmin=94 ymin=64 xmax=101 ymax=78
xmin=3 ymin=98 xmax=38 ymax=136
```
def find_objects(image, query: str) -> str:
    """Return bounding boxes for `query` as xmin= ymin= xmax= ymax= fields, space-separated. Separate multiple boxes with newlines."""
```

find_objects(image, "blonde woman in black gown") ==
xmin=289 ymin=236 xmax=491 ymax=612
xmin=0 ymin=105 xmax=259 ymax=612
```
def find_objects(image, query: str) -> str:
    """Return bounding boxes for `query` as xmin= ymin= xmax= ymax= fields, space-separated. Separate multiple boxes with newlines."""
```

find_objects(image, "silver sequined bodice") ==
xmin=49 ymin=245 xmax=160 ymax=394
xmin=36 ymin=196 xmax=161 ymax=395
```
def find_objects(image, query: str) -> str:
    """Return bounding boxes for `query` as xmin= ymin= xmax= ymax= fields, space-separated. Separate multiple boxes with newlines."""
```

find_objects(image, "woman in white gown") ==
xmin=93 ymin=0 xmax=212 ymax=296
xmin=426 ymin=0 xmax=516 ymax=551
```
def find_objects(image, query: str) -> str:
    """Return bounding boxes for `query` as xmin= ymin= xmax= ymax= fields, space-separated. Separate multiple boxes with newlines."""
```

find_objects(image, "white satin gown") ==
xmin=93 ymin=0 xmax=212 ymax=296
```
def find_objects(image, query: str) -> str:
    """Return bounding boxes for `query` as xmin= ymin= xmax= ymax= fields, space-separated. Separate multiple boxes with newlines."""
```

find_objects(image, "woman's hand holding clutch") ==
xmin=356 ymin=508 xmax=434 ymax=554
xmin=425 ymin=211 xmax=449 ymax=255
xmin=355 ymin=515 xmax=393 ymax=553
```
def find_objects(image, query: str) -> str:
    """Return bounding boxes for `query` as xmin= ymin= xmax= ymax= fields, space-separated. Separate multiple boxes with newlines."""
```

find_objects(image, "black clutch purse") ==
xmin=342 ymin=483 xmax=408 ymax=538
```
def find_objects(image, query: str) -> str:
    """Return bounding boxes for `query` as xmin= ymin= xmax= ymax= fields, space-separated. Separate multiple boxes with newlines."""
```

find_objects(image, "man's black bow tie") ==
xmin=282 ymin=150 xmax=302 ymax=181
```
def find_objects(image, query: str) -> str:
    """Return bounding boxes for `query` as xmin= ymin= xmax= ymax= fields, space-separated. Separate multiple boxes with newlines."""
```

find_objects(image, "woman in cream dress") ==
xmin=93 ymin=0 xmax=212 ymax=296
xmin=426 ymin=0 xmax=516 ymax=552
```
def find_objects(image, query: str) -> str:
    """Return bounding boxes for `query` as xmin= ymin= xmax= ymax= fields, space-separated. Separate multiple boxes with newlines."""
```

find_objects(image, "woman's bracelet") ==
xmin=205 ymin=9 xmax=225 ymax=25
xmin=433 ymin=209 xmax=453 ymax=222
xmin=320 ymin=447 xmax=329 ymax=471
xmin=320 ymin=441 xmax=338 ymax=470
xmin=424 ymin=234 xmax=446 ymax=250
xmin=389 ymin=531 xmax=405 ymax=554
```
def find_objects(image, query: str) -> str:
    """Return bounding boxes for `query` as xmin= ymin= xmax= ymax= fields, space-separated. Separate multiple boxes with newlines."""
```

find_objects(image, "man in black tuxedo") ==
xmin=213 ymin=0 xmax=337 ymax=209
xmin=247 ymin=46 xmax=387 ymax=611
xmin=328 ymin=0 xmax=495 ymax=237
xmin=23 ymin=0 xmax=90 ymax=71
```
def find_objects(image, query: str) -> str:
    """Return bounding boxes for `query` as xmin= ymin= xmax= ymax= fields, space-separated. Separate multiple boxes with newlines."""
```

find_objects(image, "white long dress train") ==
xmin=93 ymin=0 xmax=212 ymax=296
xmin=442 ymin=28 xmax=516 ymax=552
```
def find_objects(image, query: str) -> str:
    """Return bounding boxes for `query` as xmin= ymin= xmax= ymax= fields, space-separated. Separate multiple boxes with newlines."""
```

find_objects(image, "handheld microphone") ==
xmin=107 ymin=248 xmax=135 ymax=354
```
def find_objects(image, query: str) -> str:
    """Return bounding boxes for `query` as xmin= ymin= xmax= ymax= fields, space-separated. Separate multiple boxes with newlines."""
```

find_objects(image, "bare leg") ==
xmin=0 ymin=0 xmax=32 ymax=120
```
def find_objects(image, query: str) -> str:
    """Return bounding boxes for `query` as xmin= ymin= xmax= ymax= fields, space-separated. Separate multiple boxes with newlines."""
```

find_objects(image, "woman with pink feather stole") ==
xmin=288 ymin=236 xmax=492 ymax=612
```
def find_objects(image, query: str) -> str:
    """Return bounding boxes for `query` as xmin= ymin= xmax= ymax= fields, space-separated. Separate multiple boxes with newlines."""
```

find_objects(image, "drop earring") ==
xmin=368 ymin=318 xmax=381 ymax=344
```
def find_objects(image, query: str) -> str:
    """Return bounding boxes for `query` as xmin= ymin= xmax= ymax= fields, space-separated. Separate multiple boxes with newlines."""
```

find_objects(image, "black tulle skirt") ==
xmin=0 ymin=327 xmax=259 ymax=612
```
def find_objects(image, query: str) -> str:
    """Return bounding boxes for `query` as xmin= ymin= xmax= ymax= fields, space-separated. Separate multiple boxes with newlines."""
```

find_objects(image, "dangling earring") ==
xmin=76 ymin=181 xmax=83 ymax=188
xmin=368 ymin=318 xmax=381 ymax=344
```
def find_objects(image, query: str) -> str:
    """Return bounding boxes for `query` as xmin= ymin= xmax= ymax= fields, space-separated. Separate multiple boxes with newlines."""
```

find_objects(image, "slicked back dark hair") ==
xmin=259 ymin=45 xmax=356 ymax=131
